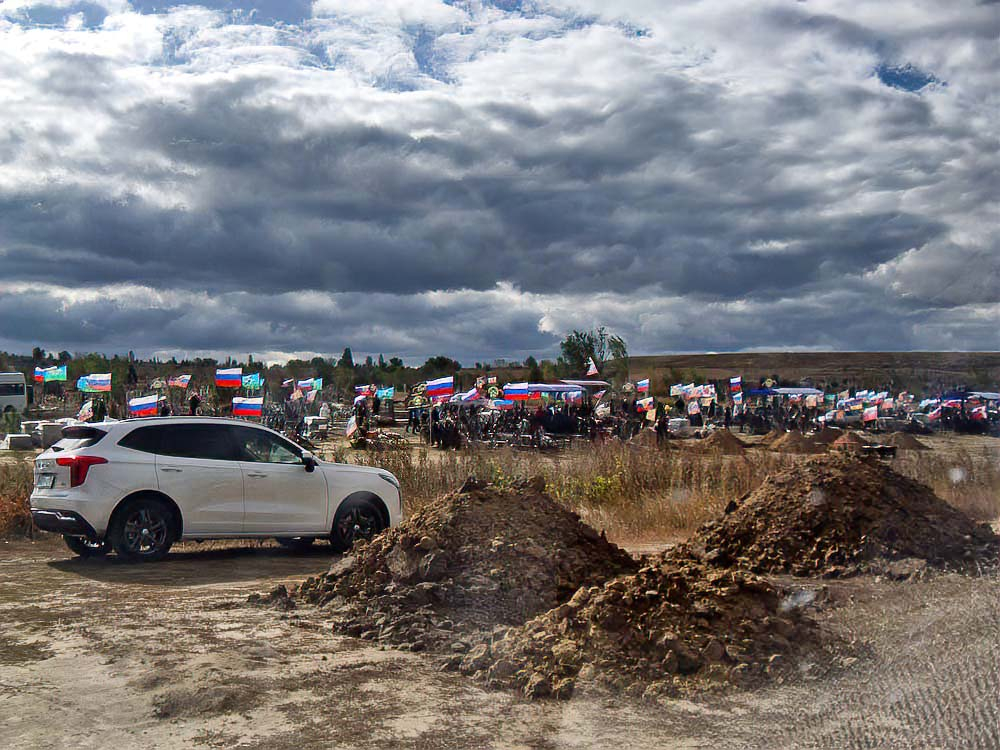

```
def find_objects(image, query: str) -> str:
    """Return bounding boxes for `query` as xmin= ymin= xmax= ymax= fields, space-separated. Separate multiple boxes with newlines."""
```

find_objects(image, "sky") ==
xmin=0 ymin=0 xmax=997 ymax=365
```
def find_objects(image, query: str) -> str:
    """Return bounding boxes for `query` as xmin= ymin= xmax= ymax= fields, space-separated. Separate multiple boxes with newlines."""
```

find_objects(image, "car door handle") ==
xmin=246 ymin=472 xmax=268 ymax=478
xmin=159 ymin=467 xmax=182 ymax=473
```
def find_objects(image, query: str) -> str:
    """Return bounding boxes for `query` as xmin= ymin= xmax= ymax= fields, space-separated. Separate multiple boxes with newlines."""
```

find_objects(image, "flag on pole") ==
xmin=687 ymin=400 xmax=701 ymax=415
xmin=306 ymin=389 xmax=318 ymax=404
xmin=862 ymin=406 xmax=878 ymax=422
xmin=345 ymin=416 xmax=358 ymax=437
xmin=970 ymin=405 xmax=988 ymax=421
xmin=636 ymin=396 xmax=654 ymax=412
xmin=77 ymin=373 xmax=112 ymax=392
xmin=503 ymin=383 xmax=531 ymax=401
xmin=36 ymin=365 xmax=67 ymax=382
xmin=281 ymin=379 xmax=294 ymax=388
xmin=927 ymin=406 xmax=942 ymax=421
xmin=241 ymin=373 xmax=262 ymax=389
xmin=353 ymin=394 xmax=367 ymax=405
xmin=733 ymin=390 xmax=743 ymax=405
xmin=128 ymin=394 xmax=159 ymax=417
xmin=730 ymin=376 xmax=742 ymax=392
xmin=459 ymin=387 xmax=480 ymax=402
xmin=77 ymin=400 xmax=94 ymax=421
xmin=376 ymin=386 xmax=394 ymax=399
xmin=232 ymin=396 xmax=264 ymax=417
xmin=636 ymin=378 xmax=650 ymax=393
xmin=425 ymin=376 xmax=454 ymax=399
xmin=167 ymin=374 xmax=191 ymax=389
xmin=593 ymin=389 xmax=607 ymax=401
xmin=215 ymin=367 xmax=242 ymax=388
xmin=586 ymin=357 xmax=599 ymax=376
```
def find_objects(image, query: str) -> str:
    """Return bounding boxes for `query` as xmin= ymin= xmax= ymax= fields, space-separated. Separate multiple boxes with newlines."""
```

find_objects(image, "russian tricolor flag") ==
xmin=233 ymin=396 xmax=264 ymax=417
xmin=636 ymin=378 xmax=650 ymax=393
xmin=425 ymin=376 xmax=454 ymax=399
xmin=167 ymin=374 xmax=191 ymax=389
xmin=128 ymin=394 xmax=159 ymax=417
xmin=503 ymin=383 xmax=531 ymax=401
xmin=730 ymin=376 xmax=742 ymax=392
xmin=215 ymin=367 xmax=243 ymax=388
xmin=459 ymin=387 xmax=480 ymax=402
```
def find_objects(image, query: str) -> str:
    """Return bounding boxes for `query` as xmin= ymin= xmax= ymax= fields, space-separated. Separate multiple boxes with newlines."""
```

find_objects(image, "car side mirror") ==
xmin=302 ymin=451 xmax=317 ymax=473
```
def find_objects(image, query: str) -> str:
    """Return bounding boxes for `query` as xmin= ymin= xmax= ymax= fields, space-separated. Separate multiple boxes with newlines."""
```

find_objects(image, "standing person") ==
xmin=92 ymin=397 xmax=107 ymax=423
xmin=188 ymin=392 xmax=201 ymax=416
xmin=159 ymin=397 xmax=172 ymax=417
xmin=372 ymin=392 xmax=381 ymax=418
xmin=319 ymin=401 xmax=331 ymax=421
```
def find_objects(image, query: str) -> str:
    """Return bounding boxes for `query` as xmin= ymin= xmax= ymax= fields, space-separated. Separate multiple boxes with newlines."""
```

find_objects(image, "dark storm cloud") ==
xmin=0 ymin=0 xmax=996 ymax=359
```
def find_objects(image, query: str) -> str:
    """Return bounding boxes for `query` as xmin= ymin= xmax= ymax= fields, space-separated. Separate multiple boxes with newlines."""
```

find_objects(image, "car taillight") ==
xmin=55 ymin=455 xmax=108 ymax=487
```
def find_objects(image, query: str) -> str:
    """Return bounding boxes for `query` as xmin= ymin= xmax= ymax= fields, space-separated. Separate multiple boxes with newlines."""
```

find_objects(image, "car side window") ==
xmin=118 ymin=426 xmax=162 ymax=454
xmin=232 ymin=426 xmax=302 ymax=464
xmin=156 ymin=424 xmax=240 ymax=461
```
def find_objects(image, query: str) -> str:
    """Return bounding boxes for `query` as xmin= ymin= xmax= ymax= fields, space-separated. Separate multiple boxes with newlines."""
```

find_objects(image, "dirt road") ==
xmin=1 ymin=537 xmax=997 ymax=749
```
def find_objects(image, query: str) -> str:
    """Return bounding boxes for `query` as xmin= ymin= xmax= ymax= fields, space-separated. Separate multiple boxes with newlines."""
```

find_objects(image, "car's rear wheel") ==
xmin=109 ymin=497 xmax=176 ymax=562
xmin=275 ymin=536 xmax=316 ymax=551
xmin=63 ymin=535 xmax=112 ymax=558
xmin=330 ymin=497 xmax=386 ymax=553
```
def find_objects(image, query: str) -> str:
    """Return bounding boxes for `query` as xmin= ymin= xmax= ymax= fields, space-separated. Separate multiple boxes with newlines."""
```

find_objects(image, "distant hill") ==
xmin=625 ymin=352 xmax=1000 ymax=395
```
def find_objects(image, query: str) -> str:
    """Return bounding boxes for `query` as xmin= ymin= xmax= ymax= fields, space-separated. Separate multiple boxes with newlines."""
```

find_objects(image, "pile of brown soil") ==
xmin=458 ymin=550 xmax=824 ymax=700
xmin=629 ymin=428 xmax=667 ymax=449
xmin=696 ymin=429 xmax=747 ymax=455
xmin=293 ymin=479 xmax=637 ymax=653
xmin=769 ymin=430 xmax=824 ymax=454
xmin=883 ymin=431 xmax=931 ymax=451
xmin=811 ymin=426 xmax=843 ymax=445
xmin=694 ymin=453 xmax=998 ymax=577
xmin=831 ymin=431 xmax=869 ymax=451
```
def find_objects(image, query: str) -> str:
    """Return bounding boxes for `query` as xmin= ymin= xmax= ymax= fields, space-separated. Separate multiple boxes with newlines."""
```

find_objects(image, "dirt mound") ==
xmin=458 ymin=550 xmax=825 ymax=700
xmin=294 ymin=479 xmax=637 ymax=652
xmin=769 ymin=430 xmax=824 ymax=454
xmin=695 ymin=453 xmax=999 ymax=577
xmin=696 ymin=429 xmax=747 ymax=455
xmin=830 ymin=430 xmax=869 ymax=451
xmin=811 ymin=427 xmax=843 ymax=445
xmin=884 ymin=431 xmax=931 ymax=451
xmin=629 ymin=428 xmax=667 ymax=449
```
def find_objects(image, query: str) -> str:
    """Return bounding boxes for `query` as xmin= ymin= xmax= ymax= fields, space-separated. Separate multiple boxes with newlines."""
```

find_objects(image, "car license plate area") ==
xmin=37 ymin=474 xmax=56 ymax=490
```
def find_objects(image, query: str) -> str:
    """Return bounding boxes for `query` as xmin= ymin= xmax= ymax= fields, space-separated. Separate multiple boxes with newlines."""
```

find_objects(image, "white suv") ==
xmin=30 ymin=417 xmax=402 ymax=562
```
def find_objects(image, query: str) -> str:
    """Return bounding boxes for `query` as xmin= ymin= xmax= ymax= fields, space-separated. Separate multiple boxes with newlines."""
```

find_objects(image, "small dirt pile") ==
xmin=769 ymin=430 xmax=824 ymax=454
xmin=458 ymin=550 xmax=824 ymax=700
xmin=695 ymin=453 xmax=999 ymax=577
xmin=629 ymin=428 xmax=667 ymax=449
xmin=294 ymin=479 xmax=637 ymax=653
xmin=831 ymin=431 xmax=868 ymax=451
xmin=884 ymin=431 xmax=931 ymax=451
xmin=696 ymin=429 xmax=747 ymax=455
xmin=811 ymin=427 xmax=843 ymax=445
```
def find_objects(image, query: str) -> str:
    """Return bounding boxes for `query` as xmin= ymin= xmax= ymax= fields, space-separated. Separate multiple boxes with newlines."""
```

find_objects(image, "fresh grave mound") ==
xmin=811 ymin=426 xmax=844 ymax=445
xmin=694 ymin=452 xmax=999 ymax=577
xmin=830 ymin=431 xmax=869 ymax=450
xmin=456 ymin=549 xmax=825 ymax=700
xmin=629 ymin=428 xmax=668 ymax=449
xmin=769 ymin=430 xmax=824 ymax=454
xmin=884 ymin=431 xmax=931 ymax=451
xmin=292 ymin=479 xmax=637 ymax=653
xmin=696 ymin=429 xmax=747 ymax=455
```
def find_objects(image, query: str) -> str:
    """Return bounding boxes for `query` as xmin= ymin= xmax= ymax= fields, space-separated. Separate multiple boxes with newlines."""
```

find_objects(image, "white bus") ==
xmin=0 ymin=372 xmax=28 ymax=414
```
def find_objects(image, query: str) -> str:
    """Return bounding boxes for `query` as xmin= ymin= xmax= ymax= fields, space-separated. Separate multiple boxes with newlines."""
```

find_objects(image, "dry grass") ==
xmin=0 ymin=461 xmax=34 ymax=539
xmin=3 ymin=438 xmax=997 ymax=544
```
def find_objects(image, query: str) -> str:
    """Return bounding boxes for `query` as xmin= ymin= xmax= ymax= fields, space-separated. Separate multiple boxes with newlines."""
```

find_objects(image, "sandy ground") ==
xmin=1 ymin=536 xmax=997 ymax=750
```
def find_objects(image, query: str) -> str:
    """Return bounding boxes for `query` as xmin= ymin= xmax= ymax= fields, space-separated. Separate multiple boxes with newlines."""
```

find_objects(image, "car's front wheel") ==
xmin=109 ymin=497 xmax=176 ymax=562
xmin=330 ymin=497 xmax=386 ymax=553
xmin=63 ymin=535 xmax=112 ymax=558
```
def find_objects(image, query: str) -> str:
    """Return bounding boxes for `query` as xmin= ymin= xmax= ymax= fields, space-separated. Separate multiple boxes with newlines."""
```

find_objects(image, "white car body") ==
xmin=30 ymin=417 xmax=402 ymax=543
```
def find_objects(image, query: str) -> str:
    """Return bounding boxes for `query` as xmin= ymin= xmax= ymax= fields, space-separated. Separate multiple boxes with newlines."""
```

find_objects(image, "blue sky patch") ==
xmin=876 ymin=63 xmax=940 ymax=92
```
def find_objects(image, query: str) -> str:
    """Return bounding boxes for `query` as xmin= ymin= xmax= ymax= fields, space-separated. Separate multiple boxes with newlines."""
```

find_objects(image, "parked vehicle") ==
xmin=30 ymin=417 xmax=402 ymax=561
xmin=0 ymin=371 xmax=28 ymax=414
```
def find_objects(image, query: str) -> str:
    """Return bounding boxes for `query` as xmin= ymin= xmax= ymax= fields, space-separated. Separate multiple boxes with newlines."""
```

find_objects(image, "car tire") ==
xmin=275 ymin=536 xmax=316 ymax=551
xmin=63 ymin=535 xmax=112 ymax=558
xmin=330 ymin=497 xmax=386 ymax=553
xmin=109 ymin=497 xmax=176 ymax=562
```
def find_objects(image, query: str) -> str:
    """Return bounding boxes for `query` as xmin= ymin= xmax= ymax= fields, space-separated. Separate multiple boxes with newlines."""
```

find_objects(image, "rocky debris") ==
xmin=831 ymin=431 xmax=869 ymax=451
xmin=459 ymin=550 xmax=824 ymax=700
xmin=696 ymin=429 xmax=747 ymax=455
xmin=694 ymin=453 xmax=999 ymax=577
xmin=247 ymin=584 xmax=295 ymax=611
xmin=883 ymin=432 xmax=931 ymax=451
xmin=769 ymin=430 xmax=824 ymax=455
xmin=294 ymin=480 xmax=637 ymax=653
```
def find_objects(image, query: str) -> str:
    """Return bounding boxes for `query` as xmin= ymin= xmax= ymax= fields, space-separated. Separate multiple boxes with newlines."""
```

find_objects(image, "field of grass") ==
xmin=3 ymin=436 xmax=998 ymax=543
